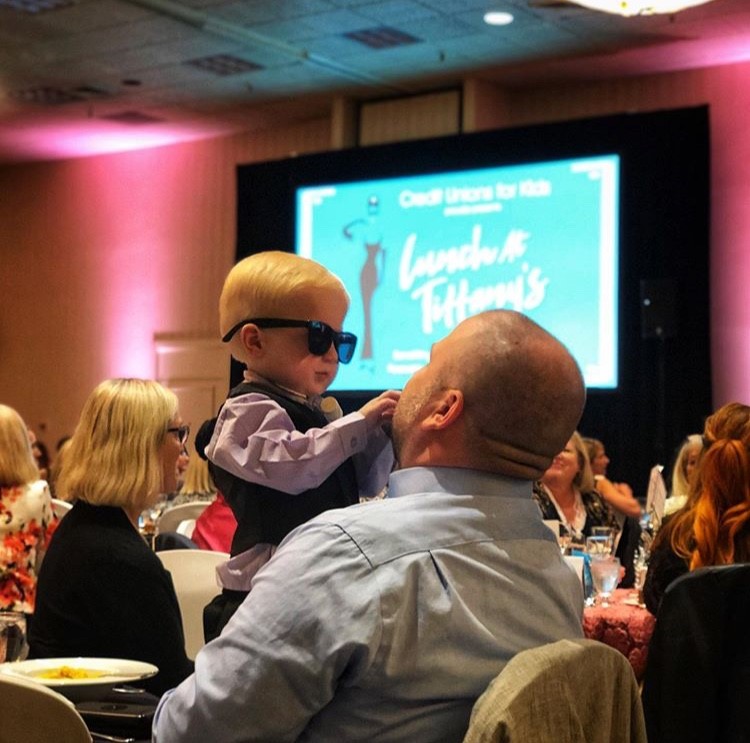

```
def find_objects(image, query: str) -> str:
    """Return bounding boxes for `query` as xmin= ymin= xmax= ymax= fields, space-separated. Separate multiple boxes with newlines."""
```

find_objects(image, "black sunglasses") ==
xmin=167 ymin=425 xmax=190 ymax=446
xmin=222 ymin=318 xmax=358 ymax=364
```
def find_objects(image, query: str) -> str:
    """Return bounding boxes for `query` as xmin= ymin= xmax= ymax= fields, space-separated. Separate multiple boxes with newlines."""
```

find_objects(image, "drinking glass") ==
xmin=585 ymin=535 xmax=612 ymax=559
xmin=591 ymin=526 xmax=615 ymax=552
xmin=0 ymin=611 xmax=28 ymax=662
xmin=590 ymin=557 xmax=621 ymax=607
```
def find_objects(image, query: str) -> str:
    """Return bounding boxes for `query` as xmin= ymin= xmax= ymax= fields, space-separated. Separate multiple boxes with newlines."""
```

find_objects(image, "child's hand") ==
xmin=359 ymin=390 xmax=401 ymax=432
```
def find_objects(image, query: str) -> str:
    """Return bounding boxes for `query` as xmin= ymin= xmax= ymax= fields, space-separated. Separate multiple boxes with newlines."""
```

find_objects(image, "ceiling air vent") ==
xmin=343 ymin=26 xmax=420 ymax=50
xmin=8 ymin=84 xmax=111 ymax=105
xmin=184 ymin=54 xmax=263 ymax=77
xmin=8 ymin=86 xmax=84 ymax=105
xmin=72 ymin=85 xmax=111 ymax=98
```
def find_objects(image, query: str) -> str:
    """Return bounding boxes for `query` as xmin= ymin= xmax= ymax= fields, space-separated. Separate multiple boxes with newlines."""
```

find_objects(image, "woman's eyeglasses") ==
xmin=167 ymin=425 xmax=190 ymax=445
xmin=221 ymin=318 xmax=358 ymax=364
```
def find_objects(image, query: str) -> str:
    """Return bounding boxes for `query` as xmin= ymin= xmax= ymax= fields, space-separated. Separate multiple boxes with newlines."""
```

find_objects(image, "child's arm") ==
xmin=205 ymin=391 xmax=398 ymax=495
xmin=350 ymin=391 xmax=400 ymax=497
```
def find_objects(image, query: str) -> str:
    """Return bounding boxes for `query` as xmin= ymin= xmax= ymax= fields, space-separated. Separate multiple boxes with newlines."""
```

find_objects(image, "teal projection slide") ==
xmin=297 ymin=154 xmax=619 ymax=390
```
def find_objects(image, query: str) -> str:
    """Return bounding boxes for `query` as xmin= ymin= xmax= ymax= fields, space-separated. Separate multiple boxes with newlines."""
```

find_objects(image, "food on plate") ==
xmin=35 ymin=665 xmax=108 ymax=680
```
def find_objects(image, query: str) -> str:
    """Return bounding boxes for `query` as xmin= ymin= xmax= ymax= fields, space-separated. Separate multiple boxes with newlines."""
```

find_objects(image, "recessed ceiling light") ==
xmin=483 ymin=10 xmax=514 ymax=26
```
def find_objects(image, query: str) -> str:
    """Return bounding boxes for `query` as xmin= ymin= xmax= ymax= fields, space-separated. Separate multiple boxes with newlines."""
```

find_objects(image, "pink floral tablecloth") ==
xmin=583 ymin=588 xmax=655 ymax=680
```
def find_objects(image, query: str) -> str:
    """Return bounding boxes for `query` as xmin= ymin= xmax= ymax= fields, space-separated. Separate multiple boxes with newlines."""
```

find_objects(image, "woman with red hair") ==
xmin=643 ymin=402 xmax=750 ymax=614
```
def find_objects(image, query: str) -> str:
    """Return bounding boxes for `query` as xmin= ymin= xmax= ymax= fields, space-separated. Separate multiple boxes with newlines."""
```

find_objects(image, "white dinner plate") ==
xmin=0 ymin=657 xmax=158 ymax=701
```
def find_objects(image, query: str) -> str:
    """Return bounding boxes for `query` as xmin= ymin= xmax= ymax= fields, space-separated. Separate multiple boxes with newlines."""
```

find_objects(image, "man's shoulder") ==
xmin=294 ymin=487 xmax=546 ymax=569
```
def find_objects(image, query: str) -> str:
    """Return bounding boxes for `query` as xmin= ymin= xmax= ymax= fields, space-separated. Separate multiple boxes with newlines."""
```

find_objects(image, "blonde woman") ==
xmin=166 ymin=451 xmax=217 ymax=509
xmin=582 ymin=436 xmax=641 ymax=519
xmin=533 ymin=431 xmax=618 ymax=544
xmin=29 ymin=379 xmax=193 ymax=694
xmin=663 ymin=433 xmax=702 ymax=516
xmin=0 ymin=404 xmax=56 ymax=614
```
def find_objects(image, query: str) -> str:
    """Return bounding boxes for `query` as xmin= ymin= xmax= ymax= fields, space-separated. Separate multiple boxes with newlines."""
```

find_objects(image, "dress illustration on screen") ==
xmin=343 ymin=195 xmax=385 ymax=365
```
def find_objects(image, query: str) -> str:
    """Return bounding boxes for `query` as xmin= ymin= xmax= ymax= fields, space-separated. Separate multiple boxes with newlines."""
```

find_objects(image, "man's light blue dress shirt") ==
xmin=154 ymin=466 xmax=584 ymax=742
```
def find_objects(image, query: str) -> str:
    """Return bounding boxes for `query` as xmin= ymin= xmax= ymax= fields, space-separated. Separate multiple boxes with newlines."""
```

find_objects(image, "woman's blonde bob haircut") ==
xmin=57 ymin=379 xmax=178 ymax=510
xmin=219 ymin=251 xmax=349 ymax=362
xmin=0 ymin=404 xmax=40 ymax=488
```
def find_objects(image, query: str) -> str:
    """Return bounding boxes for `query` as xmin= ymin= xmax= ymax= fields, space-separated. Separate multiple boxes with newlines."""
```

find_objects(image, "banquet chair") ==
xmin=0 ymin=674 xmax=91 ymax=742
xmin=176 ymin=518 xmax=197 ymax=538
xmin=641 ymin=564 xmax=750 ymax=743
xmin=156 ymin=501 xmax=210 ymax=535
xmin=50 ymin=497 xmax=73 ymax=520
xmin=463 ymin=638 xmax=646 ymax=743
xmin=156 ymin=548 xmax=229 ymax=660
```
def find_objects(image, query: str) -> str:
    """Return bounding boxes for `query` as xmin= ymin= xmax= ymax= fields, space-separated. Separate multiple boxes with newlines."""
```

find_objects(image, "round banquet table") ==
xmin=582 ymin=588 xmax=655 ymax=681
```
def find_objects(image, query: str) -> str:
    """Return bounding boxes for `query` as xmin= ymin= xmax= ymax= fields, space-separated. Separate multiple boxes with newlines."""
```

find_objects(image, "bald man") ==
xmin=154 ymin=310 xmax=587 ymax=743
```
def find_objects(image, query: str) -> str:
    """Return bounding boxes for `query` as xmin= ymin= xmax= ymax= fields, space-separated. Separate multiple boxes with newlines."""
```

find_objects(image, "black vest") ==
xmin=207 ymin=382 xmax=359 ymax=556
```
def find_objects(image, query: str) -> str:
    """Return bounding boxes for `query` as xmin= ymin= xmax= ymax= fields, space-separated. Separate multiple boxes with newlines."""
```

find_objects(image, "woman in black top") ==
xmin=30 ymin=378 xmax=194 ymax=695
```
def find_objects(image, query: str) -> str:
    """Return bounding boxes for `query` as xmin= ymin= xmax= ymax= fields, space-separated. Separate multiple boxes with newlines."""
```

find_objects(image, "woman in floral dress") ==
xmin=0 ymin=404 xmax=56 ymax=615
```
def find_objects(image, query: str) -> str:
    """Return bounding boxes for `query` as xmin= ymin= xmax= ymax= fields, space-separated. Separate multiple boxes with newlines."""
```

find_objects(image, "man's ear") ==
xmin=423 ymin=388 xmax=463 ymax=430
xmin=240 ymin=324 xmax=264 ymax=357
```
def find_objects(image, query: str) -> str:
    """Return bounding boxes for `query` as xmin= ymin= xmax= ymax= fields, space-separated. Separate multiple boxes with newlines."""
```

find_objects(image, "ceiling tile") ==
xmin=0 ymin=0 xmax=749 ymax=162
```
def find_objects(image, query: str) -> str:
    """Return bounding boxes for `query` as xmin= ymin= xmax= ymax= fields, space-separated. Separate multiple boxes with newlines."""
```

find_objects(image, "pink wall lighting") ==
xmin=0 ymin=118 xmax=231 ymax=163
xmin=78 ymin=146 xmax=201 ymax=380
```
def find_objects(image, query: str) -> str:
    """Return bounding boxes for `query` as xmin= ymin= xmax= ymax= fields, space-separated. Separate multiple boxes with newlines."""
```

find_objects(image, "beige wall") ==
xmin=2 ymin=60 xmax=747 ymax=449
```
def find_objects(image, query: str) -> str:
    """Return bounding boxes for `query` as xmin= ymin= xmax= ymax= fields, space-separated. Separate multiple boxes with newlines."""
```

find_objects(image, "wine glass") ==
xmin=590 ymin=557 xmax=621 ymax=607
xmin=0 ymin=611 xmax=28 ymax=662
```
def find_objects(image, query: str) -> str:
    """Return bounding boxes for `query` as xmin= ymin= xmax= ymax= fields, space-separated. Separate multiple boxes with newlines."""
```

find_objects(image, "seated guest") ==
xmin=165 ymin=452 xmax=217 ymax=509
xmin=0 ymin=404 xmax=56 ymax=614
xmin=155 ymin=454 xmax=222 ymax=550
xmin=154 ymin=309 xmax=587 ymax=743
xmin=533 ymin=432 xmax=619 ymax=546
xmin=29 ymin=379 xmax=194 ymax=695
xmin=583 ymin=436 xmax=642 ymax=586
xmin=48 ymin=437 xmax=72 ymax=501
xmin=582 ymin=436 xmax=641 ymax=520
xmin=150 ymin=443 xmax=191 ymax=523
xmin=31 ymin=439 xmax=52 ymax=483
xmin=192 ymin=492 xmax=236 ymax=553
xmin=643 ymin=402 xmax=750 ymax=615
xmin=663 ymin=433 xmax=702 ymax=517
